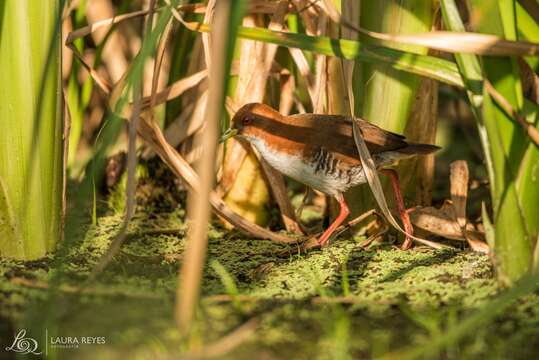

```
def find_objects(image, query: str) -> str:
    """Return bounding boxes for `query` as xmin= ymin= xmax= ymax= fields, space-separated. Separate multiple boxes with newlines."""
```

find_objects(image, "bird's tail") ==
xmin=397 ymin=143 xmax=440 ymax=155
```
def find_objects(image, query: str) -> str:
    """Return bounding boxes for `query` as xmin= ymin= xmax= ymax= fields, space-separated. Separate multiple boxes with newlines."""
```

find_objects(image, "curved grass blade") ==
xmin=182 ymin=22 xmax=464 ymax=87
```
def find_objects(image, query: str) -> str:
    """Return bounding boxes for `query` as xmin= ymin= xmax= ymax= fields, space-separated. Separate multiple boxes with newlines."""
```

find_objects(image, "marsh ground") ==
xmin=1 ymin=204 xmax=538 ymax=359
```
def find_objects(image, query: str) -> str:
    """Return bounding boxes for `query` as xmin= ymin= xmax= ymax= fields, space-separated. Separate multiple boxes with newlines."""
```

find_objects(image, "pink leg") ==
xmin=318 ymin=193 xmax=350 ymax=247
xmin=381 ymin=169 xmax=413 ymax=250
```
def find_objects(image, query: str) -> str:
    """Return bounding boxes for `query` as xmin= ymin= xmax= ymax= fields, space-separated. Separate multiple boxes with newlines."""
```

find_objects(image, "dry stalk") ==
xmin=291 ymin=0 xmax=319 ymax=34
xmin=312 ymin=12 xmax=328 ymax=113
xmin=484 ymin=80 xmax=539 ymax=146
xmin=61 ymin=9 xmax=74 ymax=79
xmin=288 ymin=0 xmax=318 ymax=105
xmin=401 ymin=77 xmax=439 ymax=205
xmin=450 ymin=161 xmax=489 ymax=253
xmin=340 ymin=0 xmax=359 ymax=113
xmin=90 ymin=0 xmax=157 ymax=277
xmin=175 ymin=0 xmax=229 ymax=332
xmin=219 ymin=15 xmax=262 ymax=197
xmin=149 ymin=18 xmax=174 ymax=108
xmin=187 ymin=318 xmax=258 ymax=359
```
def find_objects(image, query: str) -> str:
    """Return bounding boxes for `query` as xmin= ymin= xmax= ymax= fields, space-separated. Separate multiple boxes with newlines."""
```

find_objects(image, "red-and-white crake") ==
xmin=222 ymin=103 xmax=439 ymax=248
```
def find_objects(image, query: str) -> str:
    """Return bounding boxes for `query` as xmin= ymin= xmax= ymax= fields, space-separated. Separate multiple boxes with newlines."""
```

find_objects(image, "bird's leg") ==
xmin=380 ymin=169 xmax=413 ymax=250
xmin=317 ymin=193 xmax=350 ymax=247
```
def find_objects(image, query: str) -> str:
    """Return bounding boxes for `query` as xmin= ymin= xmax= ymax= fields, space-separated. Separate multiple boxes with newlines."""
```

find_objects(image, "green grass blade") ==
xmin=210 ymin=260 xmax=244 ymax=312
xmin=516 ymin=102 xmax=539 ymax=244
xmin=516 ymin=1 xmax=539 ymax=70
xmin=482 ymin=90 xmax=531 ymax=282
xmin=440 ymin=0 xmax=483 ymax=96
xmin=185 ymin=23 xmax=464 ymax=87
xmin=470 ymin=0 xmax=536 ymax=283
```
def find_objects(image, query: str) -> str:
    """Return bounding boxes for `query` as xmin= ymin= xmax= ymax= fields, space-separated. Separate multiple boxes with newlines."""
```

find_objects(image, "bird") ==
xmin=221 ymin=103 xmax=439 ymax=248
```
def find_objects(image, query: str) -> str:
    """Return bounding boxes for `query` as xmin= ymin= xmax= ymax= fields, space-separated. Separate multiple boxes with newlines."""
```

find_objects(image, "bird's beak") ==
xmin=219 ymin=128 xmax=238 ymax=143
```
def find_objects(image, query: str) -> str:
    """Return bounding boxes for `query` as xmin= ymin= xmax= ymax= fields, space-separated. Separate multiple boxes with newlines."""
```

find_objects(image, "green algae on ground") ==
xmin=0 ymin=207 xmax=538 ymax=359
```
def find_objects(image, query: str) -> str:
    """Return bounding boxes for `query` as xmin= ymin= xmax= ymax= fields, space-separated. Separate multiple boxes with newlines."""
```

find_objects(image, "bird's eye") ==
xmin=242 ymin=116 xmax=253 ymax=126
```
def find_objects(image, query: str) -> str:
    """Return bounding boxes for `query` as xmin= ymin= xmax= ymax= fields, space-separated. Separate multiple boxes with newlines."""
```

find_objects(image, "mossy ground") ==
xmin=1 ymin=173 xmax=538 ymax=359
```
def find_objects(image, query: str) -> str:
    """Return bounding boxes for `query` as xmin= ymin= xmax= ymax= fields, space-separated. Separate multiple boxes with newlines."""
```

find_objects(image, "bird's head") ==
xmin=220 ymin=103 xmax=283 ymax=143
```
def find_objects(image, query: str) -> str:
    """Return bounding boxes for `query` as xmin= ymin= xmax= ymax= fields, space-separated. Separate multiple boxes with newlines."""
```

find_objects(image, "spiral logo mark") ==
xmin=5 ymin=329 xmax=42 ymax=355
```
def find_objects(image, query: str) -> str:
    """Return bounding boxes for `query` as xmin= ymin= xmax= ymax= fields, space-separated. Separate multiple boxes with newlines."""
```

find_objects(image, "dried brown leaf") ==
xmin=409 ymin=161 xmax=489 ymax=253
xmin=279 ymin=73 xmax=295 ymax=115
xmin=450 ymin=160 xmax=469 ymax=228
xmin=366 ymin=31 xmax=539 ymax=56
xmin=165 ymin=90 xmax=208 ymax=149
xmin=409 ymin=201 xmax=463 ymax=240
xmin=319 ymin=3 xmax=539 ymax=56
xmin=85 ymin=0 xmax=131 ymax=82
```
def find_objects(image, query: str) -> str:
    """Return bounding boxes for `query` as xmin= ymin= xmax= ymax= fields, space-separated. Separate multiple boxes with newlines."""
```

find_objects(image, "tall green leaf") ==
xmin=0 ymin=0 xmax=64 ymax=259
xmin=443 ymin=0 xmax=538 ymax=283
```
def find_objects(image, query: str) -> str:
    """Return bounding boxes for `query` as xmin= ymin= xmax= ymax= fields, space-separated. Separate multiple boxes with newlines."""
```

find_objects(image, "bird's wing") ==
xmin=287 ymin=114 xmax=409 ymax=164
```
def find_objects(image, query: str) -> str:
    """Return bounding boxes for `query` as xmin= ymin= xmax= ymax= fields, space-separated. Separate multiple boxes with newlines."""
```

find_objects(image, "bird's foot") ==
xmin=300 ymin=237 xmax=323 ymax=252
xmin=400 ymin=208 xmax=414 ymax=250
xmin=381 ymin=168 xmax=415 ymax=251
